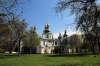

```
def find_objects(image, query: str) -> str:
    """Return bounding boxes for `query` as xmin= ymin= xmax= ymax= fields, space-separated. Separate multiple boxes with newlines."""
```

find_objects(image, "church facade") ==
xmin=36 ymin=24 xmax=56 ymax=54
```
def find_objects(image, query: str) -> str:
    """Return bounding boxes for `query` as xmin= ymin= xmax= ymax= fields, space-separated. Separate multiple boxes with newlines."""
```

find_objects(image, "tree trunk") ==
xmin=60 ymin=48 xmax=61 ymax=55
xmin=18 ymin=39 xmax=20 ymax=57
xmin=59 ymin=44 xmax=62 ymax=55
xmin=92 ymin=45 xmax=95 ymax=54
xmin=72 ymin=49 xmax=73 ymax=53
xmin=98 ymin=37 xmax=100 ymax=52
xmin=29 ymin=47 xmax=31 ymax=55
xmin=80 ymin=49 xmax=81 ymax=52
xmin=98 ymin=43 xmax=100 ymax=52
xmin=85 ymin=49 xmax=86 ymax=53
xmin=9 ymin=36 xmax=13 ymax=54
xmin=92 ymin=37 xmax=96 ymax=54
xmin=9 ymin=47 xmax=12 ymax=54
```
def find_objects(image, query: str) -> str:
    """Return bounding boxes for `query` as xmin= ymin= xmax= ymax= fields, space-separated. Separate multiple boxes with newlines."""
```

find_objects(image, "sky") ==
xmin=19 ymin=0 xmax=81 ymax=38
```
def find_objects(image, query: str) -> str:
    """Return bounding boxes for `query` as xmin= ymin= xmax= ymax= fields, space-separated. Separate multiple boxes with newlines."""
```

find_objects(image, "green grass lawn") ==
xmin=0 ymin=53 xmax=100 ymax=66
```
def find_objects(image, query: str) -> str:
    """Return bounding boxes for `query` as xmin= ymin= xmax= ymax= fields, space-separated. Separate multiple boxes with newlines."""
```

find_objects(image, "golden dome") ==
xmin=44 ymin=25 xmax=47 ymax=29
xmin=47 ymin=23 xmax=49 ymax=29
xmin=59 ymin=32 xmax=61 ymax=36
xmin=64 ymin=30 xmax=67 ymax=34
xmin=33 ymin=25 xmax=36 ymax=30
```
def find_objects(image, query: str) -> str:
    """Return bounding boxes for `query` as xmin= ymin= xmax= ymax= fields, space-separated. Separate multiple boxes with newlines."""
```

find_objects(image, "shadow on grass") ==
xmin=93 ymin=63 xmax=100 ymax=66
xmin=49 ymin=63 xmax=85 ymax=66
xmin=0 ymin=53 xmax=25 ymax=59
xmin=45 ymin=53 xmax=95 ymax=57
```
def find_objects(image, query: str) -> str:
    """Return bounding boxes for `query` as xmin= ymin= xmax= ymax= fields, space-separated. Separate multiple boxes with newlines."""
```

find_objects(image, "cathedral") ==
xmin=34 ymin=23 xmax=69 ymax=54
xmin=22 ymin=23 xmax=68 ymax=54
xmin=36 ymin=24 xmax=56 ymax=54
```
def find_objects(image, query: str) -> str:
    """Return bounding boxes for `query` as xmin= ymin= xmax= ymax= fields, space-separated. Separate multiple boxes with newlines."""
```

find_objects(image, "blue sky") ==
xmin=20 ymin=0 xmax=81 ymax=38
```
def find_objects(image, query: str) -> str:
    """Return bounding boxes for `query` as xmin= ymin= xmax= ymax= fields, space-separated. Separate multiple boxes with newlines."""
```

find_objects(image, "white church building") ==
xmin=36 ymin=24 xmax=57 ymax=54
xmin=21 ymin=23 xmax=70 ymax=54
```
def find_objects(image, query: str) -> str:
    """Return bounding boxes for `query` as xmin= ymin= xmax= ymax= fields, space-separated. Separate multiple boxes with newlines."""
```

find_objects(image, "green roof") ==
xmin=43 ymin=29 xmax=52 ymax=34
xmin=63 ymin=34 xmax=68 ymax=37
xmin=33 ymin=30 xmax=38 ymax=34
xmin=58 ymin=36 xmax=62 ymax=39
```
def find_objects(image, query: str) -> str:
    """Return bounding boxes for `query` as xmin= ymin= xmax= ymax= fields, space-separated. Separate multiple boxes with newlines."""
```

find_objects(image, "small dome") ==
xmin=33 ymin=25 xmax=36 ymax=30
xmin=44 ymin=25 xmax=47 ymax=29
xmin=58 ymin=32 xmax=62 ymax=39
xmin=63 ymin=30 xmax=67 ymax=37
xmin=58 ymin=36 xmax=62 ymax=39
xmin=47 ymin=23 xmax=49 ymax=29
xmin=64 ymin=30 xmax=67 ymax=34
xmin=43 ymin=24 xmax=52 ymax=34
xmin=63 ymin=34 xmax=67 ymax=37
xmin=59 ymin=32 xmax=61 ymax=36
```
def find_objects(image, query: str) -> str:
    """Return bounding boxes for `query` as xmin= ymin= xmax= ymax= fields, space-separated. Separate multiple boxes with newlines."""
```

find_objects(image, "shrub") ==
xmin=54 ymin=45 xmax=60 ymax=54
xmin=0 ymin=48 xmax=4 ymax=53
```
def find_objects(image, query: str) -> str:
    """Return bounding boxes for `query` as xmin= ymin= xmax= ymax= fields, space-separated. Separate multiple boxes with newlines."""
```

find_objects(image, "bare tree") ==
xmin=55 ymin=0 xmax=100 ymax=53
xmin=0 ymin=0 xmax=31 ymax=21
xmin=55 ymin=0 xmax=99 ymax=31
xmin=7 ymin=18 xmax=28 ymax=56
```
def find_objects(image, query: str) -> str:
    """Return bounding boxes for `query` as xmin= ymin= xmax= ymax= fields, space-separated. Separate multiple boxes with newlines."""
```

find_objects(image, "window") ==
xmin=55 ymin=41 xmax=57 ymax=45
xmin=46 ymin=35 xmax=49 ymax=38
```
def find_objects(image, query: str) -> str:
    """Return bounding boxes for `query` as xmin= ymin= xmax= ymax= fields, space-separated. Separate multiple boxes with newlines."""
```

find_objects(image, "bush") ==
xmin=0 ymin=48 xmax=4 ymax=53
xmin=54 ymin=46 xmax=60 ymax=54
